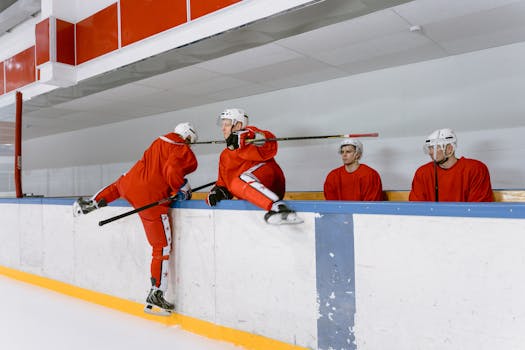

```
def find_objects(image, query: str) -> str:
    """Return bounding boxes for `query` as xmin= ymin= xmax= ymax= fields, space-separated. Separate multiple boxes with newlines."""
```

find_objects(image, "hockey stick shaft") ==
xmin=246 ymin=132 xmax=379 ymax=143
xmin=98 ymin=181 xmax=215 ymax=226
xmin=191 ymin=132 xmax=379 ymax=145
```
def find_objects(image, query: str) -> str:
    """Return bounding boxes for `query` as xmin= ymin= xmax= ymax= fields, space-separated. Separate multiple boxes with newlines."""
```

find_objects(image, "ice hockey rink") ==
xmin=0 ymin=275 xmax=242 ymax=350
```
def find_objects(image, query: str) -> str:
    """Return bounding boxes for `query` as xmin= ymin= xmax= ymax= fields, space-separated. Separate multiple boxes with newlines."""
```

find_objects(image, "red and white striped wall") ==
xmin=0 ymin=0 xmax=312 ymax=103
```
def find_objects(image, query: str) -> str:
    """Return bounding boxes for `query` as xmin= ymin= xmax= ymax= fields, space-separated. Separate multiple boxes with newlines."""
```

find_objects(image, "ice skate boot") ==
xmin=264 ymin=202 xmax=304 ymax=225
xmin=73 ymin=197 xmax=106 ymax=217
xmin=144 ymin=287 xmax=174 ymax=316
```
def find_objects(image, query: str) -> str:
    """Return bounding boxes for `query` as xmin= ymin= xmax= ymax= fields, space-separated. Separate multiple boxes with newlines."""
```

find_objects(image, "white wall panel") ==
xmin=22 ymin=169 xmax=49 ymax=196
xmin=213 ymin=209 xmax=318 ymax=347
xmin=73 ymin=165 xmax=104 ymax=197
xmin=47 ymin=167 xmax=75 ymax=197
xmin=42 ymin=203 xmax=76 ymax=282
xmin=72 ymin=206 xmax=149 ymax=301
xmin=19 ymin=204 xmax=44 ymax=274
xmin=353 ymin=214 xmax=525 ymax=350
xmin=172 ymin=208 xmax=217 ymax=319
xmin=0 ymin=204 xmax=20 ymax=267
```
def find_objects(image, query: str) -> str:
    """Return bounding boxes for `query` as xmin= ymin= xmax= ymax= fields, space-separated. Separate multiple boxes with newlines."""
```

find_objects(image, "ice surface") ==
xmin=0 ymin=275 xmax=242 ymax=350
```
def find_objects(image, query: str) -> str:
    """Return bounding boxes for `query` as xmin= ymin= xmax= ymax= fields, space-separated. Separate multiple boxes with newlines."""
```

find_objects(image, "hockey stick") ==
xmin=98 ymin=181 xmax=215 ymax=226
xmin=245 ymin=132 xmax=378 ymax=144
xmin=189 ymin=132 xmax=379 ymax=145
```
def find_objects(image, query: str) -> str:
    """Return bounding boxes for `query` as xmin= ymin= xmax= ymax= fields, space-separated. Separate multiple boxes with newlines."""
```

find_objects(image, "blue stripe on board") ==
xmin=2 ymin=197 xmax=525 ymax=219
xmin=173 ymin=200 xmax=525 ymax=219
xmin=315 ymin=213 xmax=356 ymax=350
xmin=0 ymin=197 xmax=130 ymax=207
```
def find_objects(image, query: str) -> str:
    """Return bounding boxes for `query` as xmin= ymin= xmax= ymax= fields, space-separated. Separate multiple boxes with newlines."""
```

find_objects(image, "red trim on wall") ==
xmin=2 ymin=0 xmax=244 ymax=92
xmin=190 ymin=0 xmax=241 ymax=20
xmin=35 ymin=18 xmax=50 ymax=66
xmin=5 ymin=47 xmax=36 ymax=93
xmin=121 ymin=0 xmax=188 ymax=47
xmin=76 ymin=3 xmax=119 ymax=65
xmin=56 ymin=19 xmax=75 ymax=65
xmin=0 ymin=61 xmax=4 ymax=95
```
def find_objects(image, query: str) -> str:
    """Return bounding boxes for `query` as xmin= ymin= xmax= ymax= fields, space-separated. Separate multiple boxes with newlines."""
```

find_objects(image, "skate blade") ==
xmin=144 ymin=304 xmax=172 ymax=316
xmin=267 ymin=212 xmax=304 ymax=225
xmin=72 ymin=201 xmax=83 ymax=217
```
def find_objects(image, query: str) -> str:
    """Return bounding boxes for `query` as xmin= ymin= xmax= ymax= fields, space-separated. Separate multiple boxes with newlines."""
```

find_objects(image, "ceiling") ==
xmin=1 ymin=0 xmax=525 ymax=140
xmin=0 ymin=0 xmax=17 ymax=12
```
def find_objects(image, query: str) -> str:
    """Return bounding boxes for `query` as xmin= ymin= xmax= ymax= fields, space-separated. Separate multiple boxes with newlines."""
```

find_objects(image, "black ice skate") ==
xmin=264 ymin=203 xmax=304 ymax=225
xmin=72 ymin=197 xmax=106 ymax=217
xmin=144 ymin=287 xmax=174 ymax=316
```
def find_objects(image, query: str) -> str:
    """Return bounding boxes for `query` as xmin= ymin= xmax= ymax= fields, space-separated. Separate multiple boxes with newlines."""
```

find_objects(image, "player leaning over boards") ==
xmin=206 ymin=108 xmax=303 ymax=225
xmin=409 ymin=128 xmax=493 ymax=202
xmin=72 ymin=122 xmax=198 ymax=315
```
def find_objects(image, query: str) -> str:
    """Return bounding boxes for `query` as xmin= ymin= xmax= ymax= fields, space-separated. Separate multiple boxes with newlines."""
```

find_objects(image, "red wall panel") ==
xmin=190 ymin=0 xmax=241 ymax=20
xmin=121 ymin=0 xmax=188 ymax=47
xmin=35 ymin=18 xmax=50 ymax=66
xmin=56 ymin=19 xmax=75 ymax=65
xmin=0 ymin=61 xmax=4 ymax=95
xmin=5 ymin=47 xmax=36 ymax=93
xmin=76 ymin=4 xmax=118 ymax=65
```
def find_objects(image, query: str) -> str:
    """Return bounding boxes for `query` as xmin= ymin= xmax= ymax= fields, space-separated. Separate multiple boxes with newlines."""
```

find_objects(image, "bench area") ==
xmin=192 ymin=190 xmax=525 ymax=202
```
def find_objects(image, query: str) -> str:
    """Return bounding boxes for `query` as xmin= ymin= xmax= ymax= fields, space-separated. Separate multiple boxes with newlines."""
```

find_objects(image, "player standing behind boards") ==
xmin=73 ymin=122 xmax=198 ymax=315
xmin=206 ymin=108 xmax=303 ymax=225
xmin=409 ymin=128 xmax=493 ymax=202
xmin=323 ymin=138 xmax=383 ymax=201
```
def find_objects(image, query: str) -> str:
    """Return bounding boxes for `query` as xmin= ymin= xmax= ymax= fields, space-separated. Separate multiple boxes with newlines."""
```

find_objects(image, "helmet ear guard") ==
xmin=218 ymin=108 xmax=248 ymax=129
xmin=174 ymin=122 xmax=198 ymax=143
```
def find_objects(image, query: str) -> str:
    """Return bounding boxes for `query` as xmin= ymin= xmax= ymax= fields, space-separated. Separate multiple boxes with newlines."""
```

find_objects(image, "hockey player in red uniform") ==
xmin=409 ymin=128 xmax=493 ymax=202
xmin=73 ymin=122 xmax=198 ymax=314
xmin=324 ymin=138 xmax=383 ymax=201
xmin=206 ymin=108 xmax=303 ymax=225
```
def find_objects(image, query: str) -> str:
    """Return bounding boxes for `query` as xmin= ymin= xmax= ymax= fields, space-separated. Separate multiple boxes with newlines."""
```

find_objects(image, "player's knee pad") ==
xmin=239 ymin=172 xmax=279 ymax=202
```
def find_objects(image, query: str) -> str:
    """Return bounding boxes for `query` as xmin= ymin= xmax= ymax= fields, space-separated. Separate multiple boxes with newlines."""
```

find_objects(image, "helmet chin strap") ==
xmin=433 ymin=143 xmax=453 ymax=166
xmin=435 ymin=157 xmax=449 ymax=166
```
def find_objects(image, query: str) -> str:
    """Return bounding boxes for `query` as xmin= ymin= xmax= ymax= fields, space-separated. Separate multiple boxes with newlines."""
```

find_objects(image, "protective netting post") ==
xmin=15 ymin=91 xmax=22 ymax=198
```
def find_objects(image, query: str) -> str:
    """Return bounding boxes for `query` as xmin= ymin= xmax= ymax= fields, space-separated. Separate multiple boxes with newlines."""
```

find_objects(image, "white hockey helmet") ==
xmin=423 ymin=128 xmax=457 ymax=155
xmin=218 ymin=108 xmax=248 ymax=129
xmin=340 ymin=138 xmax=363 ymax=156
xmin=174 ymin=122 xmax=198 ymax=143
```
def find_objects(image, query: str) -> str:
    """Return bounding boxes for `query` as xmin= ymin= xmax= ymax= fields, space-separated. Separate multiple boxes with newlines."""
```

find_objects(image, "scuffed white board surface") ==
xmin=19 ymin=204 xmax=44 ymax=273
xmin=0 ymin=204 xmax=21 ymax=268
xmin=353 ymin=214 xmax=525 ymax=350
xmin=172 ymin=208 xmax=217 ymax=320
xmin=73 ymin=206 xmax=150 ymax=301
xmin=214 ymin=209 xmax=318 ymax=348
xmin=42 ymin=204 xmax=76 ymax=282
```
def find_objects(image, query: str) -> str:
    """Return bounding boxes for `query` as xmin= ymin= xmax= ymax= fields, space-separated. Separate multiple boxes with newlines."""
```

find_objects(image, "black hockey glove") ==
xmin=206 ymin=186 xmax=232 ymax=206
xmin=226 ymin=132 xmax=240 ymax=150
xmin=226 ymin=130 xmax=253 ymax=150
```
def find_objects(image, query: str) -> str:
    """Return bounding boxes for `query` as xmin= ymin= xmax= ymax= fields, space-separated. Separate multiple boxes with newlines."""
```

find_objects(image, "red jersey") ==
xmin=324 ymin=164 xmax=383 ymax=201
xmin=409 ymin=157 xmax=493 ymax=202
xmin=116 ymin=132 xmax=198 ymax=207
xmin=216 ymin=126 xmax=281 ymax=190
